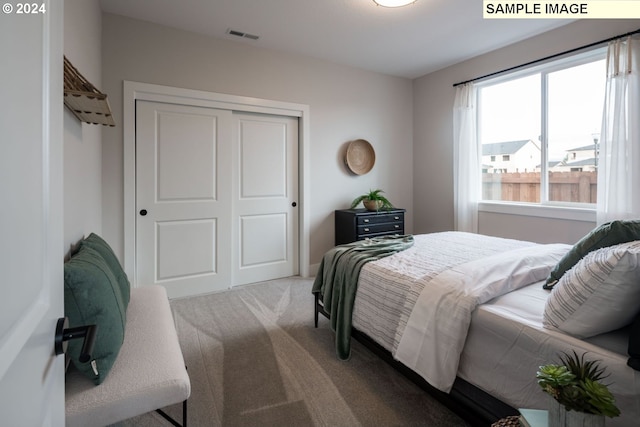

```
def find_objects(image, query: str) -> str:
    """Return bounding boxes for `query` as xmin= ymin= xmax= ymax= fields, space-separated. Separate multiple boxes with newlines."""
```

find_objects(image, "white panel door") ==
xmin=233 ymin=113 xmax=299 ymax=286
xmin=136 ymin=101 xmax=233 ymax=298
xmin=0 ymin=1 xmax=65 ymax=425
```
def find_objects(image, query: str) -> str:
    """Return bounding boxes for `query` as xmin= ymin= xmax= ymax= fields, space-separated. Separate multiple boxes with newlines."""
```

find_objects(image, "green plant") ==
xmin=536 ymin=351 xmax=620 ymax=418
xmin=350 ymin=189 xmax=394 ymax=210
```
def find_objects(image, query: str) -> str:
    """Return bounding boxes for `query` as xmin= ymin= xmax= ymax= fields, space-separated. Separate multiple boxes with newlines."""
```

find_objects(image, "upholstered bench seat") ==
xmin=65 ymin=285 xmax=190 ymax=427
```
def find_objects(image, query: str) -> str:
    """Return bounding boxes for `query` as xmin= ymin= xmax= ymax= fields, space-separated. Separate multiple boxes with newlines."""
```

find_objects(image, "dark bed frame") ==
xmin=314 ymin=294 xmax=519 ymax=427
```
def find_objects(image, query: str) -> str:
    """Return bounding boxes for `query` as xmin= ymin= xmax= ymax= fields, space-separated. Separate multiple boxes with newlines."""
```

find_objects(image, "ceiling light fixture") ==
xmin=373 ymin=0 xmax=416 ymax=7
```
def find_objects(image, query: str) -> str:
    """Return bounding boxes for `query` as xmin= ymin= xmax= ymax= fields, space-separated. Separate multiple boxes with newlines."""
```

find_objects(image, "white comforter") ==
xmin=352 ymin=232 xmax=539 ymax=354
xmin=394 ymin=243 xmax=570 ymax=392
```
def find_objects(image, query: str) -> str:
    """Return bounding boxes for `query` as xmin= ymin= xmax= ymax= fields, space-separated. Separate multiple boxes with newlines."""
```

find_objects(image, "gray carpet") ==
xmin=121 ymin=276 xmax=471 ymax=427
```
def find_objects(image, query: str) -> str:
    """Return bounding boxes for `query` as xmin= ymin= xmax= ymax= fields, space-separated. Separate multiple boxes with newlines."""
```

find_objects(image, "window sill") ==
xmin=478 ymin=201 xmax=596 ymax=223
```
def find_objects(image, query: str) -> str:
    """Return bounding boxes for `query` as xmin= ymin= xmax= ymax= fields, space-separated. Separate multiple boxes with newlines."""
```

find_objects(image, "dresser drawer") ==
xmin=357 ymin=222 xmax=403 ymax=236
xmin=356 ymin=212 xmax=404 ymax=226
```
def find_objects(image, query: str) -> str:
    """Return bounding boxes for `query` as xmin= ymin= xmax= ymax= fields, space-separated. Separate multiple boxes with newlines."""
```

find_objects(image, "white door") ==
xmin=232 ymin=113 xmax=299 ymax=286
xmin=136 ymin=101 xmax=233 ymax=298
xmin=0 ymin=2 xmax=65 ymax=425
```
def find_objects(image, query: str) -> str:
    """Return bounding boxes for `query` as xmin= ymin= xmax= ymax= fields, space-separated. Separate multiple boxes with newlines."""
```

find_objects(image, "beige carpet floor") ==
xmin=120 ymin=276 xmax=471 ymax=427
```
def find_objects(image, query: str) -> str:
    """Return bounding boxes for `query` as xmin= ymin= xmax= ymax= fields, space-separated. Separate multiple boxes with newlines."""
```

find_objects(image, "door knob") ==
xmin=291 ymin=202 xmax=297 ymax=207
xmin=54 ymin=317 xmax=97 ymax=363
xmin=139 ymin=209 xmax=147 ymax=216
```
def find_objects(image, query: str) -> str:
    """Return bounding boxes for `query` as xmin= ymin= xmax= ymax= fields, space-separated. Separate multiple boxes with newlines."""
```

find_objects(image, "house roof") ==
xmin=482 ymin=140 xmax=533 ymax=156
xmin=565 ymin=158 xmax=596 ymax=167
xmin=536 ymin=160 xmax=564 ymax=168
xmin=567 ymin=144 xmax=597 ymax=152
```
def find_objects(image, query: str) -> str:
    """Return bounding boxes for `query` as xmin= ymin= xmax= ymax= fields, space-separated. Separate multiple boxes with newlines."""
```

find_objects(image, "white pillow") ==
xmin=543 ymin=240 xmax=640 ymax=338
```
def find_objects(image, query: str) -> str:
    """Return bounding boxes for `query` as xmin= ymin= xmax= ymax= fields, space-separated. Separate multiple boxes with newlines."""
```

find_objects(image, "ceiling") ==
xmin=99 ymin=0 xmax=574 ymax=79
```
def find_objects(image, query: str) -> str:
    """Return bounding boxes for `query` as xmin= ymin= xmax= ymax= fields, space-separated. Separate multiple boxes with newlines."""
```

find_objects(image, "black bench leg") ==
xmin=156 ymin=399 xmax=187 ymax=427
xmin=156 ymin=364 xmax=188 ymax=427
xmin=183 ymin=398 xmax=187 ymax=427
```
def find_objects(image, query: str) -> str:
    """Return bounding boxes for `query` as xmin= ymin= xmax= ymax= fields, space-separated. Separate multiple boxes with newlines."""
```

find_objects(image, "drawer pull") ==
xmin=394 ymin=216 xmax=399 ymax=220
xmin=395 ymin=225 xmax=400 ymax=229
xmin=364 ymin=228 xmax=370 ymax=232
xmin=363 ymin=219 xmax=369 ymax=223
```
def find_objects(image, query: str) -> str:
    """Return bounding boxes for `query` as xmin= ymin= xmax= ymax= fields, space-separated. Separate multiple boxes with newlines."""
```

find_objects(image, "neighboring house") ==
xmin=547 ymin=160 xmax=563 ymax=170
xmin=551 ymin=144 xmax=598 ymax=172
xmin=481 ymin=140 xmax=540 ymax=173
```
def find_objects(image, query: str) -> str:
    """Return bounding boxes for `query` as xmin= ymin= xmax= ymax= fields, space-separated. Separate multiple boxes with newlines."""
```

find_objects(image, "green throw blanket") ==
xmin=312 ymin=235 xmax=414 ymax=360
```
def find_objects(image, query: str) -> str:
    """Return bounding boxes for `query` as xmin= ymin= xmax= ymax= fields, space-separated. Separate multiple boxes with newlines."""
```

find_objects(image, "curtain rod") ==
xmin=452 ymin=28 xmax=640 ymax=87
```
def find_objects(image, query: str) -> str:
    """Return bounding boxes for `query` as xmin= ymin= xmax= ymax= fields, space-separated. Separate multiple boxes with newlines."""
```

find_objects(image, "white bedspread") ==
xmin=394 ymin=243 xmax=570 ymax=392
xmin=352 ymin=232 xmax=537 ymax=353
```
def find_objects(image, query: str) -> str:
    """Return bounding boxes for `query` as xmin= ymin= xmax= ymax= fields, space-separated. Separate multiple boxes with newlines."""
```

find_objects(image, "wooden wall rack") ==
xmin=63 ymin=56 xmax=115 ymax=127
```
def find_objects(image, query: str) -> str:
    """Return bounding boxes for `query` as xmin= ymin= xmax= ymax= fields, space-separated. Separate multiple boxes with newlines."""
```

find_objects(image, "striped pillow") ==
xmin=543 ymin=241 xmax=640 ymax=338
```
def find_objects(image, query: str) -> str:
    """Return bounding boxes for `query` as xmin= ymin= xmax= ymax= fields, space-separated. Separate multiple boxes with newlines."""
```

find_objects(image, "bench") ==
xmin=65 ymin=285 xmax=190 ymax=426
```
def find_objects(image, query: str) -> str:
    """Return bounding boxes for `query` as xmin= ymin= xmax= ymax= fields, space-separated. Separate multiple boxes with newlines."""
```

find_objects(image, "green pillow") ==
xmin=544 ymin=219 xmax=640 ymax=289
xmin=80 ymin=233 xmax=130 ymax=308
xmin=64 ymin=245 xmax=127 ymax=384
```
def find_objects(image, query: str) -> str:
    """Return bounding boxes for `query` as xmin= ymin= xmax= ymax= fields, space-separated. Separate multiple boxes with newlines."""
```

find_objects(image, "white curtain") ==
xmin=597 ymin=34 xmax=640 ymax=224
xmin=453 ymin=83 xmax=479 ymax=233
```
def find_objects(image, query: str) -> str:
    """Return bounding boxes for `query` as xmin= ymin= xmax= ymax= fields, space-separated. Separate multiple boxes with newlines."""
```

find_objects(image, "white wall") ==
xmin=413 ymin=19 xmax=640 ymax=244
xmin=63 ymin=0 xmax=103 ymax=253
xmin=100 ymin=13 xmax=414 ymax=269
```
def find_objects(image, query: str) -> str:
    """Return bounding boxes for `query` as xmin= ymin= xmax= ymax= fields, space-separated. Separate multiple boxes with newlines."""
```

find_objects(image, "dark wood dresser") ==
xmin=334 ymin=208 xmax=405 ymax=245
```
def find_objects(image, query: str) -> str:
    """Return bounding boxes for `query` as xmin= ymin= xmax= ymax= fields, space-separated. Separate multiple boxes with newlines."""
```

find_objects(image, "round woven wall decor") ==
xmin=345 ymin=139 xmax=375 ymax=175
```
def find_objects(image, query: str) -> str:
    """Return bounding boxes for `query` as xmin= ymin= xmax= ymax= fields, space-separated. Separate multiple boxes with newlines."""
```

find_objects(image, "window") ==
xmin=477 ymin=49 xmax=606 ymax=207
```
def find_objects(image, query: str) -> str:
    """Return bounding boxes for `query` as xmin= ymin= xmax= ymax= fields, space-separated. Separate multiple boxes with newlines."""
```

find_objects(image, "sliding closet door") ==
xmin=232 ymin=112 xmax=299 ymax=286
xmin=136 ymin=101 xmax=233 ymax=298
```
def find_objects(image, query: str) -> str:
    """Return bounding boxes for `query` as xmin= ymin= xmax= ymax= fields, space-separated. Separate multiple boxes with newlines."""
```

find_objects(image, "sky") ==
xmin=479 ymin=57 xmax=606 ymax=162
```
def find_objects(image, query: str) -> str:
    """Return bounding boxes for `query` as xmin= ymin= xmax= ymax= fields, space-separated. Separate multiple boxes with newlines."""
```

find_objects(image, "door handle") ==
xmin=139 ymin=209 xmax=147 ymax=216
xmin=291 ymin=202 xmax=297 ymax=207
xmin=54 ymin=317 xmax=97 ymax=363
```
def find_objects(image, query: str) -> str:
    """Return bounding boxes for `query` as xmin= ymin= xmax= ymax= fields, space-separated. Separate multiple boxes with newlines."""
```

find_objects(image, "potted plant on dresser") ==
xmin=350 ymin=189 xmax=394 ymax=212
xmin=536 ymin=351 xmax=620 ymax=427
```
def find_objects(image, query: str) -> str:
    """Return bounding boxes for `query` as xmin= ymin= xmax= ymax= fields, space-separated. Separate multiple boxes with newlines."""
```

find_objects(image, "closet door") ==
xmin=232 ymin=113 xmax=299 ymax=286
xmin=136 ymin=101 xmax=232 ymax=298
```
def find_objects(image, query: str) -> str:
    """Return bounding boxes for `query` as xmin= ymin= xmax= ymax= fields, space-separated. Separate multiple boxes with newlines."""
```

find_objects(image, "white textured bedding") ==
xmin=459 ymin=283 xmax=639 ymax=427
xmin=395 ymin=242 xmax=569 ymax=392
xmin=352 ymin=232 xmax=536 ymax=353
xmin=350 ymin=231 xmax=639 ymax=426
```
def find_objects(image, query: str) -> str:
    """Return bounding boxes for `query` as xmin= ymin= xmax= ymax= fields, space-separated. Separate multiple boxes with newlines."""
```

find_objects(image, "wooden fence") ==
xmin=482 ymin=171 xmax=597 ymax=203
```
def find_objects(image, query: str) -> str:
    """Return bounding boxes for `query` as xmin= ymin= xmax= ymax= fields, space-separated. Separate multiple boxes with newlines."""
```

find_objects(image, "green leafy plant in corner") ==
xmin=536 ymin=351 xmax=620 ymax=418
xmin=350 ymin=189 xmax=394 ymax=211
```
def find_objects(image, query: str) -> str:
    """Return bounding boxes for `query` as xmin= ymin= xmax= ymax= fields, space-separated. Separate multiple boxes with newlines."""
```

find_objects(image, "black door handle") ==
xmin=140 ymin=209 xmax=147 ymax=216
xmin=291 ymin=202 xmax=297 ymax=207
xmin=54 ymin=317 xmax=97 ymax=363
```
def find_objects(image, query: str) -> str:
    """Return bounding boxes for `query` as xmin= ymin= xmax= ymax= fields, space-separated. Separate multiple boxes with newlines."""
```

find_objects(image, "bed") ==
xmin=312 ymin=230 xmax=640 ymax=427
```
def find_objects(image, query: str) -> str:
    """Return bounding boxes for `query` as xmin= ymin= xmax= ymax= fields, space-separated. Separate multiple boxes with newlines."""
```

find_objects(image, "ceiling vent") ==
xmin=226 ymin=29 xmax=260 ymax=41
